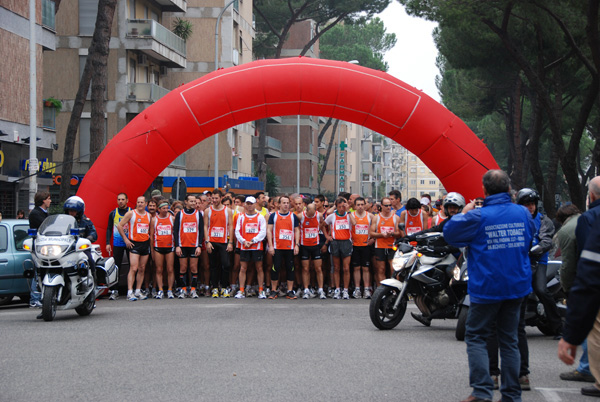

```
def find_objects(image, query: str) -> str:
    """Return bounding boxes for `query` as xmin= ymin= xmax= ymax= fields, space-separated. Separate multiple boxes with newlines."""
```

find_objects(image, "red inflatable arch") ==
xmin=77 ymin=57 xmax=498 ymax=247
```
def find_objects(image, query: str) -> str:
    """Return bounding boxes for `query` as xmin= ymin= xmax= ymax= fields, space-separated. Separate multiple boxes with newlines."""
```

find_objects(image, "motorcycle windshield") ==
xmin=39 ymin=214 xmax=77 ymax=236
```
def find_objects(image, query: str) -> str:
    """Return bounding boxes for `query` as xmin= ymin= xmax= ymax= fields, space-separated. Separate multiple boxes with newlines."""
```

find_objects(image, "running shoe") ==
xmin=352 ymin=289 xmax=362 ymax=299
xmin=333 ymin=288 xmax=341 ymax=299
xmin=302 ymin=291 xmax=310 ymax=299
xmin=167 ymin=290 xmax=175 ymax=299
xmin=190 ymin=289 xmax=199 ymax=299
xmin=135 ymin=291 xmax=148 ymax=300
xmin=318 ymin=289 xmax=327 ymax=299
xmin=308 ymin=288 xmax=317 ymax=299
xmin=268 ymin=291 xmax=278 ymax=300
xmin=342 ymin=289 xmax=350 ymax=299
xmin=327 ymin=288 xmax=334 ymax=298
xmin=363 ymin=288 xmax=372 ymax=299
xmin=234 ymin=290 xmax=245 ymax=299
xmin=258 ymin=290 xmax=267 ymax=299
xmin=127 ymin=293 xmax=138 ymax=302
xmin=296 ymin=288 xmax=303 ymax=298
xmin=223 ymin=288 xmax=231 ymax=298
xmin=178 ymin=290 xmax=186 ymax=299
xmin=108 ymin=290 xmax=118 ymax=300
xmin=155 ymin=290 xmax=163 ymax=299
xmin=212 ymin=288 xmax=220 ymax=298
xmin=286 ymin=290 xmax=297 ymax=299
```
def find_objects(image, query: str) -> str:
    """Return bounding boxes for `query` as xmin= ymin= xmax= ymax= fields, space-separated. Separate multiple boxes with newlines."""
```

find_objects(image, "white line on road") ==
xmin=537 ymin=387 xmax=582 ymax=402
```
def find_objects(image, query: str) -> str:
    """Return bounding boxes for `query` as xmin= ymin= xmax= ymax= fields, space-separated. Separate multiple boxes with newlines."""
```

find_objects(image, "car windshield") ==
xmin=38 ymin=214 xmax=77 ymax=236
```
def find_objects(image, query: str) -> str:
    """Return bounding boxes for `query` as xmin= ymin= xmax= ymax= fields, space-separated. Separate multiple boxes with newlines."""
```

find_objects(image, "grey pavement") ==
xmin=0 ymin=297 xmax=590 ymax=402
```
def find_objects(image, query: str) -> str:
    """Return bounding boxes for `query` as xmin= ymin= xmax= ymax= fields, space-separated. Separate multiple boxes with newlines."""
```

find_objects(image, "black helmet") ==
xmin=443 ymin=192 xmax=465 ymax=216
xmin=516 ymin=188 xmax=539 ymax=205
xmin=63 ymin=196 xmax=85 ymax=219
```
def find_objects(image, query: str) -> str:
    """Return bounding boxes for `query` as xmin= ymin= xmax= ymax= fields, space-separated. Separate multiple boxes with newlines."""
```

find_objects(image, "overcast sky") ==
xmin=377 ymin=2 xmax=441 ymax=102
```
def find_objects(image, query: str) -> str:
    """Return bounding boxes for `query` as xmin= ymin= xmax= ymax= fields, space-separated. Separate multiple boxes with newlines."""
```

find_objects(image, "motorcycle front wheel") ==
xmin=75 ymin=289 xmax=95 ymax=316
xmin=42 ymin=286 xmax=58 ymax=322
xmin=369 ymin=286 xmax=407 ymax=330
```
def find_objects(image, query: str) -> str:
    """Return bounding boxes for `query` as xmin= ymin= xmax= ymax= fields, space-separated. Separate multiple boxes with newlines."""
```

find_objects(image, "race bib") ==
xmin=157 ymin=225 xmax=171 ymax=236
xmin=406 ymin=226 xmax=421 ymax=235
xmin=381 ymin=226 xmax=394 ymax=235
xmin=137 ymin=223 xmax=149 ymax=234
xmin=355 ymin=224 xmax=368 ymax=235
xmin=335 ymin=220 xmax=349 ymax=230
xmin=304 ymin=227 xmax=318 ymax=238
xmin=245 ymin=223 xmax=259 ymax=234
xmin=211 ymin=227 xmax=225 ymax=238
xmin=279 ymin=229 xmax=293 ymax=241
xmin=183 ymin=222 xmax=197 ymax=233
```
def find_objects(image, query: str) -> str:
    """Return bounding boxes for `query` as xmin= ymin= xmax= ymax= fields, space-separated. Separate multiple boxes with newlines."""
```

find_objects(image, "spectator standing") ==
xmin=27 ymin=191 xmax=51 ymax=308
xmin=444 ymin=170 xmax=535 ymax=402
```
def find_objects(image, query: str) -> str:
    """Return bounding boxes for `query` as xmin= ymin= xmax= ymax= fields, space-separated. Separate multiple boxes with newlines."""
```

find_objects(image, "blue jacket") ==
xmin=443 ymin=192 xmax=535 ymax=303
xmin=563 ymin=215 xmax=600 ymax=345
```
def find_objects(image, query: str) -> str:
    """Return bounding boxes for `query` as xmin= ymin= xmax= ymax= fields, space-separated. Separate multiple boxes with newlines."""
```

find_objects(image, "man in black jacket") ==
xmin=28 ymin=191 xmax=51 ymax=229
xmin=27 ymin=191 xmax=51 ymax=309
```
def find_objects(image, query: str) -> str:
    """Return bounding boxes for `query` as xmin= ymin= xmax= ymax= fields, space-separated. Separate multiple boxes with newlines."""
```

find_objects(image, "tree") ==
xmin=59 ymin=0 xmax=116 ymax=201
xmin=253 ymin=0 xmax=391 ymax=183
xmin=399 ymin=0 xmax=600 ymax=215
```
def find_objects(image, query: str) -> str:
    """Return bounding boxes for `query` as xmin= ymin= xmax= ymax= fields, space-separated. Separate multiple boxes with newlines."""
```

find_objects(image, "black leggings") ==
xmin=209 ymin=242 xmax=230 ymax=288
xmin=272 ymin=249 xmax=295 ymax=282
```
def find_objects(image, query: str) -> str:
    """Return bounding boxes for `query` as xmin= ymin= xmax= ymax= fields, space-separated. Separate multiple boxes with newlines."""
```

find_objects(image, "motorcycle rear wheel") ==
xmin=75 ymin=289 xmax=95 ymax=316
xmin=369 ymin=286 xmax=407 ymax=330
xmin=41 ymin=286 xmax=58 ymax=322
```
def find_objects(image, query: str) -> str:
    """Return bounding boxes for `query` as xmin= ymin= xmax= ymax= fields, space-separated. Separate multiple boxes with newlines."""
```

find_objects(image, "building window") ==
xmin=410 ymin=167 xmax=416 ymax=173
xmin=420 ymin=180 xmax=425 ymax=185
xmin=429 ymin=180 xmax=436 ymax=185
xmin=128 ymin=0 xmax=135 ymax=18
xmin=79 ymin=0 xmax=97 ymax=36
xmin=129 ymin=58 xmax=137 ymax=83
xmin=420 ymin=167 xmax=425 ymax=173
xmin=410 ymin=179 xmax=416 ymax=185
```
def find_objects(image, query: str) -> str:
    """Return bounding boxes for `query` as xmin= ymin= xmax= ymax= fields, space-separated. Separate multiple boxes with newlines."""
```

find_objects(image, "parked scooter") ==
xmin=369 ymin=233 xmax=468 ymax=330
xmin=23 ymin=214 xmax=118 ymax=321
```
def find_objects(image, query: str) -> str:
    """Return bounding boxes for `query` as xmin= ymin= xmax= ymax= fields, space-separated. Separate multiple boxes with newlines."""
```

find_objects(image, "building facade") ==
xmin=0 ymin=0 xmax=58 ymax=215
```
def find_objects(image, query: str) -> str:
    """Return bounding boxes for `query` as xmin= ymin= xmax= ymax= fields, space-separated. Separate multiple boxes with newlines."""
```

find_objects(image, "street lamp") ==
xmin=214 ymin=0 xmax=237 ymax=189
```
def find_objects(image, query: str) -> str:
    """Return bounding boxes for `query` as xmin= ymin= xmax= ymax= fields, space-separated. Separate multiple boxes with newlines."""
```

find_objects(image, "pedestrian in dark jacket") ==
xmin=28 ymin=191 xmax=51 ymax=229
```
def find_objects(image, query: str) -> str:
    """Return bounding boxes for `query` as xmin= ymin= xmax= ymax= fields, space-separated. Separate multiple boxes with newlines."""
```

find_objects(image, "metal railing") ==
xmin=127 ymin=83 xmax=170 ymax=102
xmin=266 ymin=136 xmax=282 ymax=151
xmin=127 ymin=19 xmax=186 ymax=57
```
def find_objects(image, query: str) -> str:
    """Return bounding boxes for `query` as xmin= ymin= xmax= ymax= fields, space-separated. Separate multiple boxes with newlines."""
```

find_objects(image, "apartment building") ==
xmin=0 ymin=0 xmax=58 ymax=215
xmin=45 ymin=0 xmax=256 ymax=198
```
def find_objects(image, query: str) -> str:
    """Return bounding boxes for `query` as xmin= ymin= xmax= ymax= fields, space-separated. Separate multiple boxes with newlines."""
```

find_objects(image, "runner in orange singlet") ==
xmin=204 ymin=189 xmax=234 ymax=298
xmin=149 ymin=201 xmax=175 ymax=299
xmin=299 ymin=203 xmax=325 ymax=299
xmin=174 ymin=194 xmax=204 ymax=298
xmin=351 ymin=197 xmax=374 ymax=298
xmin=117 ymin=196 xmax=151 ymax=301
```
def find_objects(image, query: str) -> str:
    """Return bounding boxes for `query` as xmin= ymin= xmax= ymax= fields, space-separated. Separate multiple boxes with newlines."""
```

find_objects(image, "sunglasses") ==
xmin=382 ymin=204 xmax=392 ymax=207
xmin=475 ymin=202 xmax=484 ymax=206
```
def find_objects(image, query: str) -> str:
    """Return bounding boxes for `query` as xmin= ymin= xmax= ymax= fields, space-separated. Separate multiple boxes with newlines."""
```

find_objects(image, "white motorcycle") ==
xmin=23 ymin=214 xmax=118 ymax=321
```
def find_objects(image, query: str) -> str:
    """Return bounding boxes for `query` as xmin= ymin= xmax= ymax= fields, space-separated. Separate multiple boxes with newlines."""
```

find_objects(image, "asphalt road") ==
xmin=0 ymin=297 xmax=590 ymax=402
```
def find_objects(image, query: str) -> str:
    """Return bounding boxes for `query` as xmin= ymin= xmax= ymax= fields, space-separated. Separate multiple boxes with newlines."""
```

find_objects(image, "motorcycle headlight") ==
xmin=392 ymin=252 xmax=415 ymax=271
xmin=452 ymin=266 xmax=461 ymax=281
xmin=37 ymin=245 xmax=68 ymax=257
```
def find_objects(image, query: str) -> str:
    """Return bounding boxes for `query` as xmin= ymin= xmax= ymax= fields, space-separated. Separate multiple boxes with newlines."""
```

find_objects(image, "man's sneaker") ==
xmin=333 ymin=288 xmax=341 ymax=299
xmin=109 ymin=290 xmax=118 ymax=300
xmin=247 ymin=286 xmax=257 ymax=297
xmin=342 ymin=289 xmax=350 ymax=299
xmin=29 ymin=300 xmax=42 ymax=308
xmin=212 ymin=288 xmax=220 ymax=298
xmin=519 ymin=375 xmax=531 ymax=391
xmin=155 ymin=290 xmax=163 ymax=299
xmin=352 ymin=288 xmax=362 ymax=299
xmin=308 ymin=288 xmax=317 ymax=298
xmin=327 ymin=288 xmax=334 ymax=298
xmin=258 ymin=290 xmax=267 ymax=299
xmin=127 ymin=293 xmax=138 ymax=301
xmin=318 ymin=289 xmax=327 ymax=299
xmin=296 ymin=288 xmax=303 ymax=298
xmin=151 ymin=288 xmax=158 ymax=298
xmin=135 ymin=291 xmax=148 ymax=300
xmin=268 ymin=291 xmax=278 ymax=300
xmin=234 ymin=290 xmax=245 ymax=299
xmin=167 ymin=290 xmax=175 ymax=299
xmin=363 ymin=288 xmax=372 ymax=299
xmin=302 ymin=291 xmax=310 ymax=299
xmin=190 ymin=289 xmax=199 ymax=299
xmin=560 ymin=370 xmax=596 ymax=382
xmin=178 ymin=290 xmax=186 ymax=299
xmin=286 ymin=290 xmax=297 ymax=299
xmin=223 ymin=288 xmax=231 ymax=298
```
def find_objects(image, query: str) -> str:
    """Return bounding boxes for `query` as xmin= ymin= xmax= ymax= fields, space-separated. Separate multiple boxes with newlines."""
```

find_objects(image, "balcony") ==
xmin=126 ymin=83 xmax=170 ymax=103
xmin=126 ymin=19 xmax=186 ymax=68
xmin=154 ymin=0 xmax=187 ymax=12
xmin=253 ymin=135 xmax=282 ymax=158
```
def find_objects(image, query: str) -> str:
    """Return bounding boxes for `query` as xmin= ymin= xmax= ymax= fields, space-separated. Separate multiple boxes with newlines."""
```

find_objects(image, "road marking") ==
xmin=537 ymin=387 xmax=582 ymax=402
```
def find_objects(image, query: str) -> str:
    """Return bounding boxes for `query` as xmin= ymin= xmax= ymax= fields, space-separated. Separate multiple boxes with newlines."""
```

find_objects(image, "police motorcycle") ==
xmin=369 ymin=232 xmax=468 ymax=330
xmin=23 ymin=197 xmax=118 ymax=321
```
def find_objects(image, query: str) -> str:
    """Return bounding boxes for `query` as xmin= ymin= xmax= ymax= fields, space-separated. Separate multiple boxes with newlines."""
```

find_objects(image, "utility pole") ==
xmin=28 ymin=0 xmax=38 ymax=210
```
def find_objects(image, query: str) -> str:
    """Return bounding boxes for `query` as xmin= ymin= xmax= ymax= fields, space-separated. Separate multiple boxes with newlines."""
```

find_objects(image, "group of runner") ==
xmin=106 ymin=188 xmax=445 ymax=302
